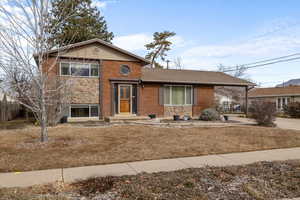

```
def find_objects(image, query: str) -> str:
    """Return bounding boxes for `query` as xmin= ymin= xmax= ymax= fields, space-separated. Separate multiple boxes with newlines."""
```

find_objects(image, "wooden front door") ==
xmin=119 ymin=85 xmax=131 ymax=113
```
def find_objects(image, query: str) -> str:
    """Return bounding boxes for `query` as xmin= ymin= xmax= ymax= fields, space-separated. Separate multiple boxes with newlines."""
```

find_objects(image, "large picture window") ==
xmin=70 ymin=104 xmax=99 ymax=118
xmin=60 ymin=62 xmax=99 ymax=77
xmin=164 ymin=86 xmax=193 ymax=105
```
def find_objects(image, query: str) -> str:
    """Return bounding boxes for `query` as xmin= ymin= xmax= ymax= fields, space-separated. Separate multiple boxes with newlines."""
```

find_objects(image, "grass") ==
xmin=0 ymin=124 xmax=300 ymax=172
xmin=0 ymin=160 xmax=299 ymax=200
xmin=0 ymin=119 xmax=32 ymax=130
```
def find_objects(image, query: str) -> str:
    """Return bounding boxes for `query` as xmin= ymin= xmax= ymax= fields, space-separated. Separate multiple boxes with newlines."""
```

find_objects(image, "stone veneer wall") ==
xmin=69 ymin=77 xmax=100 ymax=104
xmin=164 ymin=105 xmax=193 ymax=117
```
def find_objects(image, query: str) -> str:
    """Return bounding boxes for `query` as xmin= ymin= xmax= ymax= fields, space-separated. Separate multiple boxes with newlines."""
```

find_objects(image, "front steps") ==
xmin=105 ymin=115 xmax=150 ymax=123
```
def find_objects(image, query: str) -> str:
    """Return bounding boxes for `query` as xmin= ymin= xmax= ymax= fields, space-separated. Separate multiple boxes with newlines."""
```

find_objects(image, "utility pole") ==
xmin=166 ymin=60 xmax=170 ymax=69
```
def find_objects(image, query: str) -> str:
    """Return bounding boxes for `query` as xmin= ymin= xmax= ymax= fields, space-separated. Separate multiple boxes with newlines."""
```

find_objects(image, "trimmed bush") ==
xmin=200 ymin=108 xmax=220 ymax=121
xmin=284 ymin=102 xmax=300 ymax=118
xmin=249 ymin=100 xmax=276 ymax=126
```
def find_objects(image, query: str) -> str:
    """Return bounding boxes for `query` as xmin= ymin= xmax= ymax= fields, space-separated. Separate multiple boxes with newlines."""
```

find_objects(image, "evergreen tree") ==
xmin=145 ymin=31 xmax=176 ymax=68
xmin=47 ymin=0 xmax=114 ymax=47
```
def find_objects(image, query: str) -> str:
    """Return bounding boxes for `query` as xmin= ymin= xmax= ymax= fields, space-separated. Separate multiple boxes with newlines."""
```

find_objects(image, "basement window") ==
xmin=70 ymin=104 xmax=99 ymax=118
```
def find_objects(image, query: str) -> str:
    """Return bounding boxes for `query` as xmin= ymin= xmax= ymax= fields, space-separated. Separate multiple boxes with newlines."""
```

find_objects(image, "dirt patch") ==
xmin=0 ymin=160 xmax=299 ymax=200
xmin=0 ymin=125 xmax=300 ymax=172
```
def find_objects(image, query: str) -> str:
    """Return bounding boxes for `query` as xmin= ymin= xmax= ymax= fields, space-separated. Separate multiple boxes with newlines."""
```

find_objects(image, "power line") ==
xmin=221 ymin=52 xmax=300 ymax=71
xmin=223 ymin=56 xmax=300 ymax=72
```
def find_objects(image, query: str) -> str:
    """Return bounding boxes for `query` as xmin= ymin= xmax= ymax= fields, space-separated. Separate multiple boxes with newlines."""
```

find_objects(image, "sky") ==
xmin=1 ymin=0 xmax=300 ymax=87
xmin=95 ymin=0 xmax=300 ymax=87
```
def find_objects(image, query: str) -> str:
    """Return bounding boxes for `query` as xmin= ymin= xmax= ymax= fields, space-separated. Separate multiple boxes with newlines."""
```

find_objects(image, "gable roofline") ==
xmin=42 ymin=38 xmax=151 ymax=64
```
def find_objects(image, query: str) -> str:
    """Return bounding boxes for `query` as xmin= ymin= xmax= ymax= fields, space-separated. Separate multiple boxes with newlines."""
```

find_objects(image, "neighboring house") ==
xmin=248 ymin=86 xmax=300 ymax=111
xmin=215 ymin=86 xmax=245 ymax=113
xmin=42 ymin=38 xmax=254 ymax=121
xmin=215 ymin=94 xmax=240 ymax=112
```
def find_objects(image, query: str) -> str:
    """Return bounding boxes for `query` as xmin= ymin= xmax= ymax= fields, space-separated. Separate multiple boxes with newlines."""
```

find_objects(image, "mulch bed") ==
xmin=1 ymin=160 xmax=299 ymax=200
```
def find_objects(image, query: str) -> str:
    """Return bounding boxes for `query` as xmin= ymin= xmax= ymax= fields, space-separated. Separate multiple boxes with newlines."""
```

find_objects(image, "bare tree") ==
xmin=216 ymin=64 xmax=249 ymax=112
xmin=173 ymin=57 xmax=184 ymax=70
xmin=217 ymin=64 xmax=247 ymax=78
xmin=0 ymin=0 xmax=73 ymax=142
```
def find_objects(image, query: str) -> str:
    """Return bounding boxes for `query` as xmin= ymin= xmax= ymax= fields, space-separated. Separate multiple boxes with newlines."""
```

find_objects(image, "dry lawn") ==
xmin=0 ymin=124 xmax=300 ymax=172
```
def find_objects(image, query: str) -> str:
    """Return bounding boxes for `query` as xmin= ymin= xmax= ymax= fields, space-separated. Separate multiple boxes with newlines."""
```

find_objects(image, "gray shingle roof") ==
xmin=141 ymin=68 xmax=255 ymax=86
xmin=249 ymin=86 xmax=300 ymax=97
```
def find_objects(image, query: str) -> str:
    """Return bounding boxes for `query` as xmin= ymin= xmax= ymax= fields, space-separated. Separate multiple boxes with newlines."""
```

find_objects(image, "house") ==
xmin=42 ymin=38 xmax=255 ymax=121
xmin=248 ymin=86 xmax=300 ymax=111
xmin=215 ymin=86 xmax=246 ymax=113
xmin=215 ymin=94 xmax=239 ymax=112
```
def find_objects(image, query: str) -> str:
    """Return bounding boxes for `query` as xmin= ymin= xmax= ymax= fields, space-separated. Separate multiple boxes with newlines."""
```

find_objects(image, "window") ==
xmin=60 ymin=62 xmax=99 ymax=77
xmin=71 ymin=63 xmax=89 ymax=76
xmin=186 ymin=86 xmax=192 ymax=104
xmin=164 ymin=86 xmax=171 ymax=104
xmin=91 ymin=64 xmax=99 ymax=77
xmin=90 ymin=105 xmax=99 ymax=117
xmin=61 ymin=63 xmax=70 ymax=75
xmin=120 ymin=65 xmax=130 ymax=75
xmin=277 ymin=97 xmax=291 ymax=110
xmin=70 ymin=104 xmax=99 ymax=117
xmin=164 ymin=86 xmax=193 ymax=105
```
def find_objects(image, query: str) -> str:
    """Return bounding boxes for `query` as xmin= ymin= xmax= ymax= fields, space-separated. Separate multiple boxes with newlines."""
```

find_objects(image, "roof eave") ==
xmin=141 ymin=79 xmax=256 ymax=86
xmin=249 ymin=94 xmax=300 ymax=98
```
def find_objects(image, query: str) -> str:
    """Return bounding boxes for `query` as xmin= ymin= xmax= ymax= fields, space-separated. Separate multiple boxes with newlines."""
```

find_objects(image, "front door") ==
xmin=119 ymin=85 xmax=131 ymax=113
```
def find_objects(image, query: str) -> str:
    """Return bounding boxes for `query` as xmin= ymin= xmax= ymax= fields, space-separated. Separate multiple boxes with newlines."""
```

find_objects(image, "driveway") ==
xmin=229 ymin=115 xmax=300 ymax=131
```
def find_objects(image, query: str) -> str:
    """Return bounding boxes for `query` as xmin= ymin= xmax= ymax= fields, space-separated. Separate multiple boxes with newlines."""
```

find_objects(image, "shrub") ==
xmin=200 ymin=108 xmax=220 ymax=121
xmin=284 ymin=102 xmax=300 ymax=118
xmin=249 ymin=100 xmax=276 ymax=126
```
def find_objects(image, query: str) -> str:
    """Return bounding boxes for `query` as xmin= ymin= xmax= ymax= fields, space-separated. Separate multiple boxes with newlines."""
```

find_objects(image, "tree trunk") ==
xmin=40 ymin=86 xmax=48 ymax=142
xmin=40 ymin=104 xmax=48 ymax=142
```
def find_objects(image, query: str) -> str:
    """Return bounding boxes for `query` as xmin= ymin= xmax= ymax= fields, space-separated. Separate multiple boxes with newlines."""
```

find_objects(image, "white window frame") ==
xmin=164 ymin=85 xmax=193 ymax=106
xmin=69 ymin=104 xmax=99 ymax=118
xmin=60 ymin=62 xmax=99 ymax=77
xmin=276 ymin=97 xmax=290 ymax=110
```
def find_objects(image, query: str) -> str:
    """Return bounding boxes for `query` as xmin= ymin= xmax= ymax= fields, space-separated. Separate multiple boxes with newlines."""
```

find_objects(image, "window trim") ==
xmin=69 ymin=104 xmax=99 ymax=118
xmin=59 ymin=62 xmax=99 ymax=78
xmin=164 ymin=85 xmax=193 ymax=106
xmin=120 ymin=64 xmax=131 ymax=76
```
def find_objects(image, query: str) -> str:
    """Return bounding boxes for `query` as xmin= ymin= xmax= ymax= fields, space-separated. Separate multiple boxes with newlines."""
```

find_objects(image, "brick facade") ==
xmin=101 ymin=60 xmax=143 ymax=117
xmin=139 ymin=84 xmax=215 ymax=118
xmin=139 ymin=83 xmax=164 ymax=117
xmin=192 ymin=85 xmax=215 ymax=117
xmin=43 ymin=58 xmax=215 ymax=119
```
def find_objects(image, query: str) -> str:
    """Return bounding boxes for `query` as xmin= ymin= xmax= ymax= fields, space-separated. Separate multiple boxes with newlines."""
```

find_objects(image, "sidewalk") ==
xmin=0 ymin=147 xmax=299 ymax=188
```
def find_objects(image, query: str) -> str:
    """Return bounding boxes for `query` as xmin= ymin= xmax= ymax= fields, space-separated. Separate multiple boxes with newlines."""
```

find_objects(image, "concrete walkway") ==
xmin=0 ymin=147 xmax=299 ymax=188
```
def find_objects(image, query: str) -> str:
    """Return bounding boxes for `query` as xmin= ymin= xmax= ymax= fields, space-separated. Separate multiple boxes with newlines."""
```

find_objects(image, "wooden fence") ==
xmin=0 ymin=94 xmax=20 ymax=121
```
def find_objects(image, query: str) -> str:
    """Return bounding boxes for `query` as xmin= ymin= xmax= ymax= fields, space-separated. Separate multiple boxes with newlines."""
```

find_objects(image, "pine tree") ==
xmin=145 ymin=31 xmax=176 ymax=68
xmin=47 ymin=0 xmax=114 ymax=47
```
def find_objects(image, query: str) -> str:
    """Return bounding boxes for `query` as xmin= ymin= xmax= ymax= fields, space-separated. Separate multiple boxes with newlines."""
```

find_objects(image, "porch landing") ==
xmin=105 ymin=115 xmax=150 ymax=122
